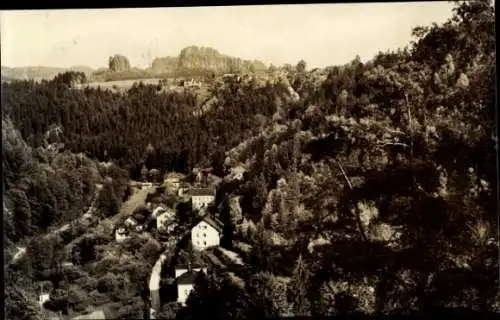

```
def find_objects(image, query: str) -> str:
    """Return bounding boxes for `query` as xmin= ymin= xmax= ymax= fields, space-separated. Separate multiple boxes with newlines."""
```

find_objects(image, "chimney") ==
xmin=187 ymin=262 xmax=192 ymax=273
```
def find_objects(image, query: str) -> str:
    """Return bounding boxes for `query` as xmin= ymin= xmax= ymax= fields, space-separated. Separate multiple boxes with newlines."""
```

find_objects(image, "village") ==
xmin=32 ymin=167 xmax=251 ymax=320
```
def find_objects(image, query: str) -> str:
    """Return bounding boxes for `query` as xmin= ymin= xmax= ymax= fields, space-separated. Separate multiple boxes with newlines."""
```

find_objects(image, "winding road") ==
xmin=149 ymin=252 xmax=168 ymax=317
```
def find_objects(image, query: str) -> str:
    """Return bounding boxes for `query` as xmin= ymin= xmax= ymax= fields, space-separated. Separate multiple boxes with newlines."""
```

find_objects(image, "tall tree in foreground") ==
xmin=289 ymin=254 xmax=312 ymax=316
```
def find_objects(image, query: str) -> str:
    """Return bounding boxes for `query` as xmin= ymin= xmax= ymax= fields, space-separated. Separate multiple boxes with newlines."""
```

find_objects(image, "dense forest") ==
xmin=2 ymin=69 xmax=290 ymax=178
xmin=2 ymin=1 xmax=497 ymax=318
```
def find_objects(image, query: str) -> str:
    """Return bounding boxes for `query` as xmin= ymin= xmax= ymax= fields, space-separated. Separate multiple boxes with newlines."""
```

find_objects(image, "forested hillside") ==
xmin=201 ymin=1 xmax=497 ymax=316
xmin=2 ymin=1 xmax=497 ymax=317
xmin=2 ymin=72 xmax=291 ymax=178
xmin=3 ymin=117 xmax=130 ymax=319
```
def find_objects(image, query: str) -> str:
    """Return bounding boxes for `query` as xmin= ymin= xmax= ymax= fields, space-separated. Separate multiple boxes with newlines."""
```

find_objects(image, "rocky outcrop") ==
xmin=151 ymin=56 xmax=178 ymax=74
xmin=151 ymin=46 xmax=267 ymax=75
xmin=108 ymin=54 xmax=131 ymax=72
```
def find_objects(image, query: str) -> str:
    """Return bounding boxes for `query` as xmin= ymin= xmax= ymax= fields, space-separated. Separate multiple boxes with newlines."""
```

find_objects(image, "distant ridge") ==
xmin=1 ymin=65 xmax=94 ymax=81
xmin=1 ymin=45 xmax=269 ymax=82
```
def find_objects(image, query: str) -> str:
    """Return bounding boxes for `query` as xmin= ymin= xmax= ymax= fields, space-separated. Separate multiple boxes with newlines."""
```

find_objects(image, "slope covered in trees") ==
xmin=2 ymin=72 xmax=290 ymax=179
xmin=188 ymin=1 xmax=498 ymax=316
xmin=3 ymin=114 xmax=131 ymax=319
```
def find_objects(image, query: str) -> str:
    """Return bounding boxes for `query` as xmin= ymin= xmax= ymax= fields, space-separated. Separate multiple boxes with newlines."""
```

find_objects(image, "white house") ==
xmin=157 ymin=210 xmax=176 ymax=233
xmin=191 ymin=215 xmax=223 ymax=251
xmin=176 ymin=267 xmax=205 ymax=306
xmin=183 ymin=79 xmax=202 ymax=88
xmin=39 ymin=293 xmax=50 ymax=308
xmin=124 ymin=217 xmax=137 ymax=228
xmin=115 ymin=227 xmax=130 ymax=243
xmin=189 ymin=188 xmax=215 ymax=211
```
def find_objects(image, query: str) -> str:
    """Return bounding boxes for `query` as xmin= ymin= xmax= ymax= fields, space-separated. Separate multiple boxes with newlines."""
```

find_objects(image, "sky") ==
xmin=1 ymin=2 xmax=456 ymax=70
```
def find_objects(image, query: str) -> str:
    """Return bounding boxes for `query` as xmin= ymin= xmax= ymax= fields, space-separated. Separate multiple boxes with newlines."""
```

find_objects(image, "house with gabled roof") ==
xmin=174 ymin=261 xmax=207 ymax=278
xmin=176 ymin=268 xmax=201 ymax=306
xmin=190 ymin=214 xmax=223 ymax=251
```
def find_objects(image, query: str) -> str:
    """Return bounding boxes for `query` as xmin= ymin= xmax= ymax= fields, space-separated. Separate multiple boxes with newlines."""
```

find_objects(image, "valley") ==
xmin=2 ymin=2 xmax=498 ymax=319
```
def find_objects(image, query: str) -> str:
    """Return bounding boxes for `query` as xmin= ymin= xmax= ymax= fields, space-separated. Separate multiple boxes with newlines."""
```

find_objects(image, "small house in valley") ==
xmin=188 ymin=188 xmax=215 ymax=211
xmin=191 ymin=214 xmax=223 ymax=251
xmin=175 ymin=263 xmax=205 ymax=306
xmin=176 ymin=271 xmax=198 ymax=306
xmin=115 ymin=227 xmax=130 ymax=243
xmin=124 ymin=217 xmax=137 ymax=228
xmin=157 ymin=210 xmax=176 ymax=234
xmin=182 ymin=79 xmax=202 ymax=88
xmin=39 ymin=293 xmax=50 ymax=308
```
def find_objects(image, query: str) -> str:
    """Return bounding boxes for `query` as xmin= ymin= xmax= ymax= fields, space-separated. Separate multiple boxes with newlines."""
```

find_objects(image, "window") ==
xmin=203 ymin=233 xmax=206 ymax=237
xmin=203 ymin=241 xmax=206 ymax=245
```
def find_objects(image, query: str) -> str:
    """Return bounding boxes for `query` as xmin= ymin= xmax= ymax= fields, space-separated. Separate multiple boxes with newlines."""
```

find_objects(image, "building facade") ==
xmin=192 ymin=195 xmax=215 ymax=211
xmin=191 ymin=217 xmax=223 ymax=251
xmin=177 ymin=282 xmax=194 ymax=306
xmin=190 ymin=188 xmax=215 ymax=211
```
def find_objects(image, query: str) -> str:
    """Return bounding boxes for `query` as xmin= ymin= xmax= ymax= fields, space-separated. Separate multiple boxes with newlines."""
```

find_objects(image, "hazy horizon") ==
xmin=1 ymin=2 xmax=455 ymax=70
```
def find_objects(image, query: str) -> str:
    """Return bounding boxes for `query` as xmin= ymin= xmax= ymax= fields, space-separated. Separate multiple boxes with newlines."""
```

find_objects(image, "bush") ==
xmin=157 ymin=302 xmax=183 ymax=319
xmin=139 ymin=239 xmax=163 ymax=264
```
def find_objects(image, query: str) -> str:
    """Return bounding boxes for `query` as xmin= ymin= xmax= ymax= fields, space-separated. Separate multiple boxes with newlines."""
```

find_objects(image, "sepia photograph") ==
xmin=1 ymin=1 xmax=497 ymax=319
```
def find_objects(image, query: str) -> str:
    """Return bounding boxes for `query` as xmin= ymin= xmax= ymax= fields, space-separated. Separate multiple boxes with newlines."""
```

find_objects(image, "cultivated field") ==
xmin=75 ymin=78 xmax=162 ymax=91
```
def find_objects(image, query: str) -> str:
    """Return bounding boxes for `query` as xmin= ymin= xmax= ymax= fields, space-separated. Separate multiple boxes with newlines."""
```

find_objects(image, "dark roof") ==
xmin=200 ymin=215 xmax=224 ymax=233
xmin=176 ymin=270 xmax=200 ymax=284
xmin=189 ymin=212 xmax=223 ymax=233
xmin=188 ymin=188 xmax=215 ymax=196
xmin=175 ymin=261 xmax=205 ymax=269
